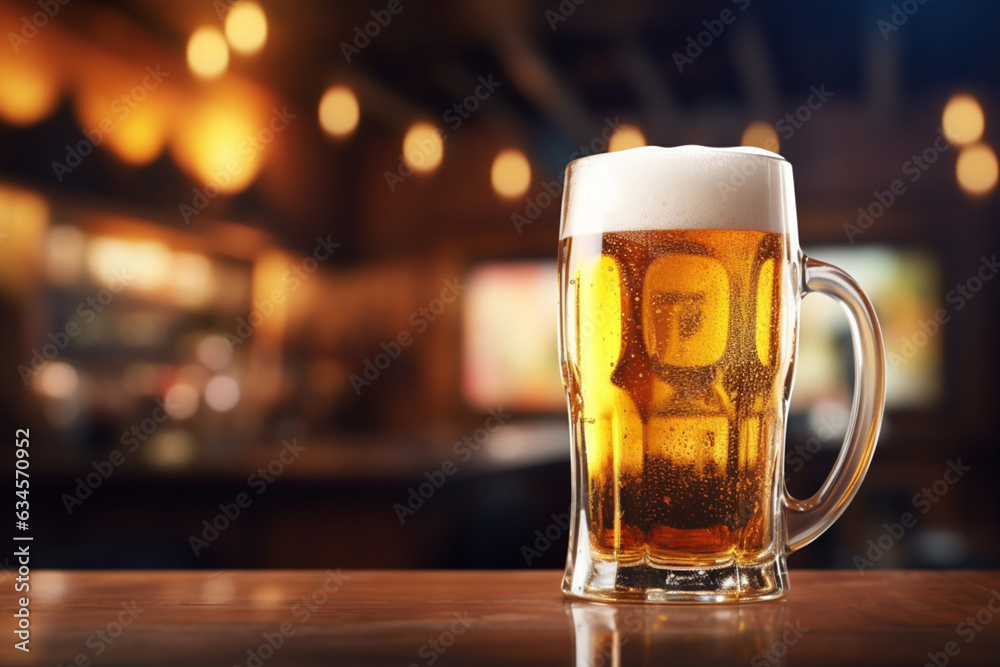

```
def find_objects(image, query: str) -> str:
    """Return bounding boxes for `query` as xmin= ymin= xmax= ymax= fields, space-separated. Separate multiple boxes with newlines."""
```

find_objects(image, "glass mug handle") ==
xmin=784 ymin=256 xmax=887 ymax=552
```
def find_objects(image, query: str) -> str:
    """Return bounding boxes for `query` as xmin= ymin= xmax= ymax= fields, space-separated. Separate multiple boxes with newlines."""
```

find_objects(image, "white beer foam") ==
xmin=559 ymin=145 xmax=794 ymax=239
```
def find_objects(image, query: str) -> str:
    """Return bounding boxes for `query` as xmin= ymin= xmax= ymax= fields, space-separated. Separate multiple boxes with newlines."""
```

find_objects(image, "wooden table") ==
xmin=3 ymin=570 xmax=999 ymax=665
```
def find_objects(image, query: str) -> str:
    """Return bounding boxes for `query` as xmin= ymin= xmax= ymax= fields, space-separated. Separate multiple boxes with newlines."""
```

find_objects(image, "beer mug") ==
xmin=557 ymin=146 xmax=885 ymax=602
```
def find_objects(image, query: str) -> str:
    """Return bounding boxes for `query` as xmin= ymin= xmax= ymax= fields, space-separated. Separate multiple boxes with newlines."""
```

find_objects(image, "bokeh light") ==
xmin=942 ymin=94 xmax=985 ymax=146
xmin=146 ymin=430 xmax=196 ymax=467
xmin=165 ymin=383 xmax=200 ymax=420
xmin=171 ymin=86 xmax=268 ymax=194
xmin=224 ymin=2 xmax=268 ymax=55
xmin=205 ymin=375 xmax=241 ymax=411
xmin=956 ymin=143 xmax=999 ymax=196
xmin=197 ymin=335 xmax=234 ymax=370
xmin=187 ymin=27 xmax=229 ymax=79
xmin=318 ymin=85 xmax=360 ymax=138
xmin=0 ymin=48 xmax=60 ymax=125
xmin=36 ymin=362 xmax=79 ymax=399
xmin=490 ymin=149 xmax=531 ymax=199
xmin=45 ymin=225 xmax=86 ymax=285
xmin=402 ymin=122 xmax=444 ymax=173
xmin=741 ymin=120 xmax=780 ymax=153
xmin=608 ymin=126 xmax=646 ymax=152
xmin=172 ymin=253 xmax=214 ymax=306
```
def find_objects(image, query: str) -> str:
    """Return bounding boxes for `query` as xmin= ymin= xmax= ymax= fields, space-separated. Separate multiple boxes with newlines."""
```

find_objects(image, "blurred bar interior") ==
xmin=0 ymin=0 xmax=997 ymax=569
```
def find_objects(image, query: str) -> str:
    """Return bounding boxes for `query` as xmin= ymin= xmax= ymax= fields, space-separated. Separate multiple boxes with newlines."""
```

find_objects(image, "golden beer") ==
xmin=559 ymin=228 xmax=789 ymax=566
xmin=559 ymin=146 xmax=884 ymax=602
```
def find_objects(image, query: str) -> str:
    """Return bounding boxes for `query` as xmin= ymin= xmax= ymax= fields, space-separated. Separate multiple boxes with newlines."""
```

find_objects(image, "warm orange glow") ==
xmin=942 ymin=94 xmax=985 ymax=146
xmin=318 ymin=85 xmax=360 ymax=138
xmin=172 ymin=87 xmax=268 ymax=194
xmin=164 ymin=383 xmax=200 ymax=420
xmin=86 ymin=237 xmax=171 ymax=291
xmin=956 ymin=143 xmax=999 ymax=196
xmin=491 ymin=149 xmax=531 ymax=198
xmin=402 ymin=122 xmax=444 ymax=173
xmin=225 ymin=2 xmax=268 ymax=54
xmin=0 ymin=49 xmax=60 ymax=125
xmin=146 ymin=430 xmax=196 ymax=467
xmin=741 ymin=121 xmax=780 ymax=153
xmin=0 ymin=186 xmax=49 ymax=297
xmin=608 ymin=126 xmax=646 ymax=152
xmin=36 ymin=362 xmax=79 ymax=399
xmin=45 ymin=225 xmax=86 ymax=285
xmin=172 ymin=252 xmax=214 ymax=306
xmin=187 ymin=27 xmax=229 ymax=79
xmin=105 ymin=104 xmax=169 ymax=165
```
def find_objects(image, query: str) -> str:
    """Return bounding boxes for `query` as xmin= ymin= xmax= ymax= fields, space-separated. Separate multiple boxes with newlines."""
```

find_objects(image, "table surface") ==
xmin=3 ymin=570 xmax=999 ymax=666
